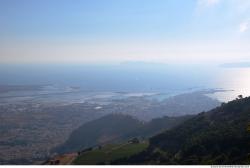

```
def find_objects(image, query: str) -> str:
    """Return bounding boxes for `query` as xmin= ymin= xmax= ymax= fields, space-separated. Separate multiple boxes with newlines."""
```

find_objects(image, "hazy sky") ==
xmin=0 ymin=0 xmax=250 ymax=64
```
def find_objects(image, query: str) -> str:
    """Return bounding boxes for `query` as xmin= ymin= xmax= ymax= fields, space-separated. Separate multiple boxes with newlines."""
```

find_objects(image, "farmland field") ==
xmin=73 ymin=142 xmax=149 ymax=165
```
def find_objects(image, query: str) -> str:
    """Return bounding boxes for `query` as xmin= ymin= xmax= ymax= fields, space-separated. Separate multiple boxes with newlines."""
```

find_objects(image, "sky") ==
xmin=0 ymin=0 xmax=250 ymax=64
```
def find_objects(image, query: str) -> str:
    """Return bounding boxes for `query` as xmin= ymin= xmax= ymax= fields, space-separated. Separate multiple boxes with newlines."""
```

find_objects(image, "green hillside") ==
xmin=54 ymin=113 xmax=192 ymax=154
xmin=112 ymin=96 xmax=250 ymax=165
xmin=73 ymin=141 xmax=149 ymax=165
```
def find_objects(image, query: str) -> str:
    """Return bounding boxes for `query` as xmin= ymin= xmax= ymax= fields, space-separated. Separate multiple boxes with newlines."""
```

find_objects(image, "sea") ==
xmin=0 ymin=62 xmax=249 ymax=104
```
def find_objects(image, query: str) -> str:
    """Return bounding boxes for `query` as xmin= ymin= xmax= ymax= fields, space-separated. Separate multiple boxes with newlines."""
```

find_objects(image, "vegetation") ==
xmin=55 ymin=113 xmax=192 ymax=154
xmin=55 ymin=114 xmax=144 ymax=154
xmin=73 ymin=142 xmax=149 ymax=165
xmin=112 ymin=96 xmax=250 ymax=165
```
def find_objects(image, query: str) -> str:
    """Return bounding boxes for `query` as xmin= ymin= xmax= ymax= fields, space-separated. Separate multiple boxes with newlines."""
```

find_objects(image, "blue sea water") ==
xmin=0 ymin=62 xmax=250 ymax=102
xmin=0 ymin=63 xmax=215 ymax=91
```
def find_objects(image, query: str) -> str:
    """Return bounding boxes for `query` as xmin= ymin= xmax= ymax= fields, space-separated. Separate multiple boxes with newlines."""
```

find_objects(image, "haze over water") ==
xmin=210 ymin=67 xmax=250 ymax=102
xmin=0 ymin=0 xmax=250 ymax=103
xmin=0 ymin=63 xmax=250 ymax=103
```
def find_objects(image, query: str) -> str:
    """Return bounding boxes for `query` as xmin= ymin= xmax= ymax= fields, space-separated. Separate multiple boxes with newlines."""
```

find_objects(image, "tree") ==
xmin=238 ymin=95 xmax=243 ymax=99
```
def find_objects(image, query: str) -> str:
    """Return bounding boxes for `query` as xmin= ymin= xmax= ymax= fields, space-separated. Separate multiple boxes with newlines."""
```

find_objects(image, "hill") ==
xmin=54 ymin=114 xmax=192 ymax=154
xmin=73 ymin=141 xmax=149 ymax=165
xmin=112 ymin=96 xmax=250 ymax=165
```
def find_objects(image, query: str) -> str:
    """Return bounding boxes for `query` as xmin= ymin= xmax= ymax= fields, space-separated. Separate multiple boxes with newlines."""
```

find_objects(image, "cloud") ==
xmin=231 ymin=0 xmax=250 ymax=13
xmin=239 ymin=20 xmax=249 ymax=33
xmin=195 ymin=0 xmax=221 ymax=13
xmin=198 ymin=0 xmax=220 ymax=7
